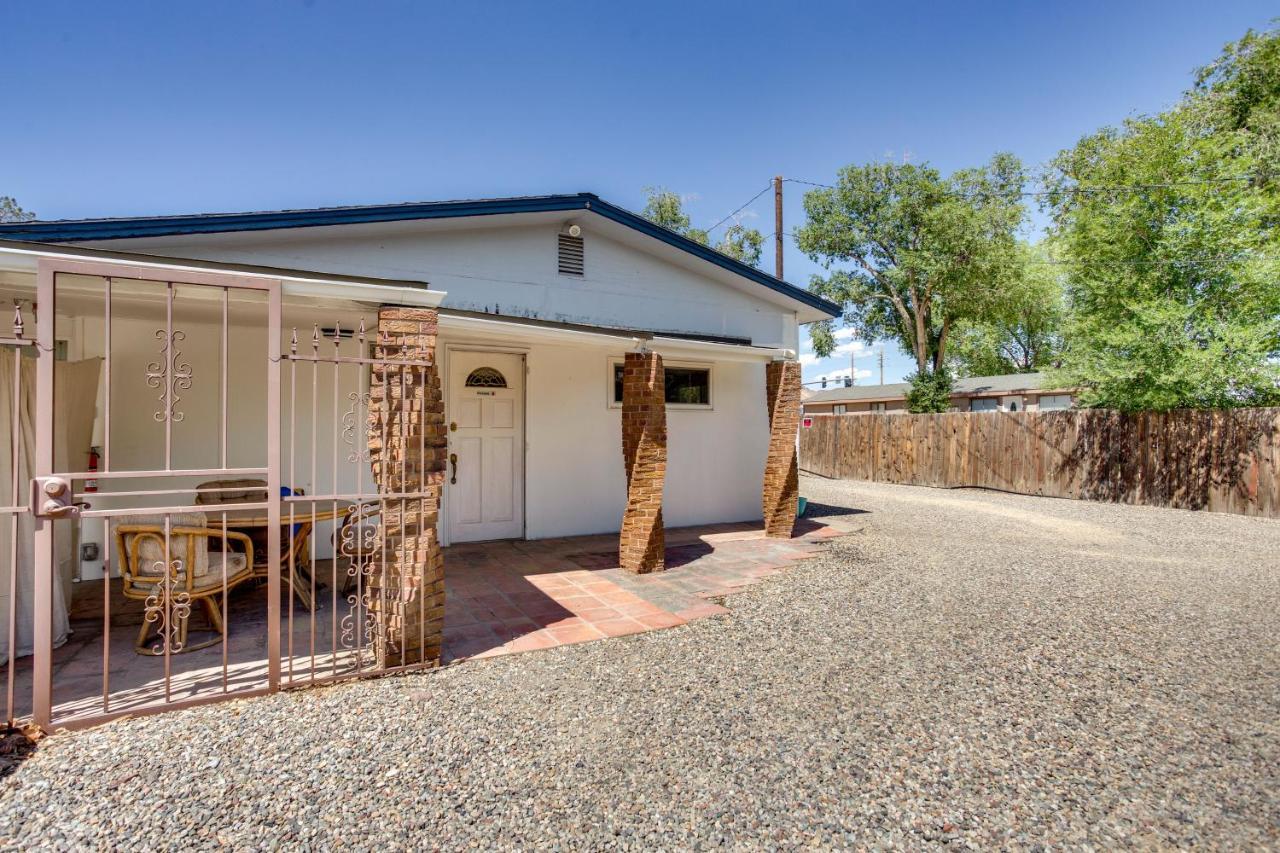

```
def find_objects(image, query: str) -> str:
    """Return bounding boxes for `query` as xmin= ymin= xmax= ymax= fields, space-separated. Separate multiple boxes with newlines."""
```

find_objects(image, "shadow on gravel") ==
xmin=0 ymin=728 xmax=40 ymax=778
xmin=800 ymin=502 xmax=870 ymax=520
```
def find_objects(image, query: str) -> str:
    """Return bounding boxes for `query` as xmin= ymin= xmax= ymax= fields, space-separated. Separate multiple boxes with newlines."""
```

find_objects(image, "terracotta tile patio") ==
xmin=19 ymin=516 xmax=848 ymax=723
xmin=442 ymin=517 xmax=846 ymax=662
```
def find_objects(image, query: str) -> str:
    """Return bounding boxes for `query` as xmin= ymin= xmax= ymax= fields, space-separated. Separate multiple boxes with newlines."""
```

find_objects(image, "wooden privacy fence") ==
xmin=799 ymin=408 xmax=1280 ymax=519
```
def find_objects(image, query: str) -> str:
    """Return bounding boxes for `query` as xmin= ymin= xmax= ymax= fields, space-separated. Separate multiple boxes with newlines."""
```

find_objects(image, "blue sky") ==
xmin=2 ymin=1 xmax=1273 ymax=384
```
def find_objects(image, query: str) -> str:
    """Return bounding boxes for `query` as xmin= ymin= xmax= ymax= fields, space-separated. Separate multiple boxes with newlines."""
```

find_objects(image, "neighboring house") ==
xmin=803 ymin=372 xmax=1075 ymax=415
xmin=0 ymin=193 xmax=840 ymax=727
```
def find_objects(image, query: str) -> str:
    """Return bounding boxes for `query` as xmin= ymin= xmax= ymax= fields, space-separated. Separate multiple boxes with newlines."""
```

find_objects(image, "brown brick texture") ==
xmin=619 ymin=351 xmax=667 ymax=573
xmin=366 ymin=306 xmax=447 ymax=667
xmin=763 ymin=360 xmax=801 ymax=538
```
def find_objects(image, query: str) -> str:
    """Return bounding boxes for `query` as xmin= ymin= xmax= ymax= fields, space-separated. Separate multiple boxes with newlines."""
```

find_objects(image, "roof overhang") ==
xmin=438 ymin=309 xmax=792 ymax=362
xmin=0 ymin=194 xmax=841 ymax=323
xmin=0 ymin=239 xmax=448 ymax=308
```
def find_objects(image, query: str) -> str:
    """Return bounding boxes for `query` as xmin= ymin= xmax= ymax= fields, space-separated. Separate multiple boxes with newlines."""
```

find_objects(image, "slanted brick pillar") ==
xmin=619 ymin=350 xmax=666 ymax=573
xmin=763 ymin=360 xmax=801 ymax=538
xmin=367 ymin=306 xmax=447 ymax=667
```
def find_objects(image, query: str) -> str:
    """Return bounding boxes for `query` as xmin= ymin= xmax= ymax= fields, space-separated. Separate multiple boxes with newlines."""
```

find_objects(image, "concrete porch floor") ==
xmin=18 ymin=517 xmax=847 ymax=725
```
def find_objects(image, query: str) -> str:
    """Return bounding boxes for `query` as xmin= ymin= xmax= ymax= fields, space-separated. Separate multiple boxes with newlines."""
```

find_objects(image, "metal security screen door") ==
xmin=32 ymin=257 xmax=282 ymax=729
xmin=16 ymin=254 xmax=443 ymax=729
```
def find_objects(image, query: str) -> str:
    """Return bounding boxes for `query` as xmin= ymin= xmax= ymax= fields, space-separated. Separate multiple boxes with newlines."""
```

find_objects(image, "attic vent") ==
xmin=558 ymin=233 xmax=585 ymax=276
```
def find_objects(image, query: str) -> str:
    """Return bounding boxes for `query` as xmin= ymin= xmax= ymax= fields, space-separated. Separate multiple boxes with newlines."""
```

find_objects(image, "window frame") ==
xmin=607 ymin=357 xmax=715 ymax=411
xmin=832 ymin=404 xmax=847 ymax=415
xmin=869 ymin=402 xmax=886 ymax=413
xmin=969 ymin=397 xmax=1000 ymax=413
xmin=1038 ymin=394 xmax=1073 ymax=411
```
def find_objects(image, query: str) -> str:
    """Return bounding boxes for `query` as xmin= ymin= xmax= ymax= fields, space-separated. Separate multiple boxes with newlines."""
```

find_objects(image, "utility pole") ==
xmin=878 ymin=347 xmax=885 ymax=385
xmin=773 ymin=175 xmax=784 ymax=280
xmin=850 ymin=345 xmax=857 ymax=386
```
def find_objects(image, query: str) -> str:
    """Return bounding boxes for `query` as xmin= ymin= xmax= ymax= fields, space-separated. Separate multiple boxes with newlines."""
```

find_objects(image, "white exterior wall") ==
xmin=48 ymin=218 xmax=797 ymax=547
xmin=444 ymin=336 xmax=768 ymax=541
xmin=81 ymin=220 xmax=799 ymax=350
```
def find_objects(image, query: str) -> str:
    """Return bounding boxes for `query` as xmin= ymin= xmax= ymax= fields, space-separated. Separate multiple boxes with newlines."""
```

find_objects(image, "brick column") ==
xmin=763 ymin=360 xmax=801 ymax=538
xmin=367 ymin=306 xmax=447 ymax=667
xmin=620 ymin=350 xmax=666 ymax=573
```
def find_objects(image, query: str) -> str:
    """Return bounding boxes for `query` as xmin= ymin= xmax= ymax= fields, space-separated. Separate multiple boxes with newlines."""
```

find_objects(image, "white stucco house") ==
xmin=0 ymin=194 xmax=838 ymax=544
xmin=0 ymin=194 xmax=838 ymax=727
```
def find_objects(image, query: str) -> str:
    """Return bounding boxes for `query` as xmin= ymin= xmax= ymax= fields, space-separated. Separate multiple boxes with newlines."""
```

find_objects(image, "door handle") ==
xmin=31 ymin=476 xmax=90 ymax=519
xmin=449 ymin=453 xmax=458 ymax=485
xmin=43 ymin=501 xmax=90 ymax=519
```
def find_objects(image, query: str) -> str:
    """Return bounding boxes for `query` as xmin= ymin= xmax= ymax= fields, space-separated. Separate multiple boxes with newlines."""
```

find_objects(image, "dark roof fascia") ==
xmin=0 ymin=194 xmax=841 ymax=318
xmin=0 ymin=238 xmax=435 ymax=290
xmin=438 ymin=307 xmax=755 ymax=346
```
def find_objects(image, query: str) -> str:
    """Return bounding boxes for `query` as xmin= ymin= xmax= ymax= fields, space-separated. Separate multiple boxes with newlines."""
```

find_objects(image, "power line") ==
xmin=784 ymin=178 xmax=836 ymax=189
xmin=706 ymin=183 xmax=773 ymax=234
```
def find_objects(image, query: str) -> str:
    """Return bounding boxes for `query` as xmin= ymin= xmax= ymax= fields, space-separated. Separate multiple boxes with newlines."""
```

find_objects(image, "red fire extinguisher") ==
xmin=85 ymin=446 xmax=100 ymax=493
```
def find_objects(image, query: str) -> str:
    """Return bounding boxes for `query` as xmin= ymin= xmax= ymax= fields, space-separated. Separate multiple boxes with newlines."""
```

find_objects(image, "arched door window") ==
xmin=465 ymin=366 xmax=507 ymax=388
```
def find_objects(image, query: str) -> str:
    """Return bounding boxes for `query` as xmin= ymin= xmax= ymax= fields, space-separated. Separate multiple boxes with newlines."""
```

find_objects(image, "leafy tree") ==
xmin=640 ymin=187 xmax=766 ymax=268
xmin=947 ymin=243 xmax=1065 ymax=377
xmin=717 ymin=222 xmax=764 ymax=267
xmin=903 ymin=368 xmax=955 ymax=413
xmin=642 ymin=187 xmax=709 ymax=243
xmin=0 ymin=197 xmax=35 ymax=223
xmin=1044 ymin=26 xmax=1280 ymax=411
xmin=794 ymin=155 xmax=1027 ymax=376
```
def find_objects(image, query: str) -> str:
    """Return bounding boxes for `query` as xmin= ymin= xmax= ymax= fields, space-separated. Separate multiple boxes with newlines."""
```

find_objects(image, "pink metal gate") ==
xmin=31 ymin=257 xmax=282 ymax=728
xmin=9 ymin=254 xmax=440 ymax=730
xmin=279 ymin=319 xmax=439 ymax=688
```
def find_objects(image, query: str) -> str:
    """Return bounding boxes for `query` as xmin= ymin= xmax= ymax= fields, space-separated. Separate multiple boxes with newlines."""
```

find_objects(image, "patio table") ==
xmin=206 ymin=506 xmax=347 ymax=611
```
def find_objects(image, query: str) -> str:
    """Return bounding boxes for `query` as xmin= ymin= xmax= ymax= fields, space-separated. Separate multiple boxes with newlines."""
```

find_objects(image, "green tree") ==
xmin=0 ymin=197 xmax=35 ymax=223
xmin=903 ymin=367 xmax=955 ymax=413
xmin=717 ymin=222 xmax=764 ymax=267
xmin=1044 ymin=26 xmax=1280 ymax=411
xmin=640 ymin=187 xmax=766 ymax=268
xmin=794 ymin=155 xmax=1027 ymax=376
xmin=947 ymin=243 xmax=1065 ymax=377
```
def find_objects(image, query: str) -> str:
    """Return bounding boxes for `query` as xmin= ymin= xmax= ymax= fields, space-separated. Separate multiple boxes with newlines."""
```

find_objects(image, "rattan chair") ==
xmin=112 ymin=513 xmax=255 ymax=655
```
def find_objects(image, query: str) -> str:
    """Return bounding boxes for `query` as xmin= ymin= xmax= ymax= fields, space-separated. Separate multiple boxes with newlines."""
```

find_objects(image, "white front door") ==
xmin=446 ymin=350 xmax=525 ymax=542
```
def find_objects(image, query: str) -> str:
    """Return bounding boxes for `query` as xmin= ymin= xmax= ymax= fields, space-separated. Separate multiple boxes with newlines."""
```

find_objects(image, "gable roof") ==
xmin=805 ymin=372 xmax=1054 ymax=404
xmin=0 ymin=193 xmax=841 ymax=319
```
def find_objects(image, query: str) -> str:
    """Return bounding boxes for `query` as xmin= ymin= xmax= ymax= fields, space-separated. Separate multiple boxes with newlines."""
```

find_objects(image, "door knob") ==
xmin=32 ymin=476 xmax=88 ymax=519
xmin=449 ymin=453 xmax=458 ymax=485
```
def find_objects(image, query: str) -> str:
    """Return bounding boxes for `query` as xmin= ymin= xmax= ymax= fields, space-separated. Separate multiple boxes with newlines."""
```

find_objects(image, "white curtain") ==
xmin=0 ymin=356 xmax=102 ymax=659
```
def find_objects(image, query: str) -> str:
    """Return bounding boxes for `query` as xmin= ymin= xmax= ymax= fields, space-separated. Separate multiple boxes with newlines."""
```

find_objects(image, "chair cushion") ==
xmin=194 ymin=479 xmax=269 ymax=506
xmin=112 ymin=512 xmax=207 ymax=575
xmin=128 ymin=553 xmax=252 ymax=597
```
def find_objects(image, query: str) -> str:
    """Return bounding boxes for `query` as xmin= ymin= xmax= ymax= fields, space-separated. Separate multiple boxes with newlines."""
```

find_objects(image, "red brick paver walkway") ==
xmin=442 ymin=519 xmax=845 ymax=662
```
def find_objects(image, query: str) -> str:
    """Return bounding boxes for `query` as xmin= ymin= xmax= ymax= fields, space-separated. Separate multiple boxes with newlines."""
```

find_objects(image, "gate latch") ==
xmin=31 ymin=476 xmax=88 ymax=520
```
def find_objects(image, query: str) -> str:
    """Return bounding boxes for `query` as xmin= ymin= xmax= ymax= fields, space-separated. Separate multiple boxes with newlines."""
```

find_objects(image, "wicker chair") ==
xmin=112 ymin=513 xmax=255 ymax=655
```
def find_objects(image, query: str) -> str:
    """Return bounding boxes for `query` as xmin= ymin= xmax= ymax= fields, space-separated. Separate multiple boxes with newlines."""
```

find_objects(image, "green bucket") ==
xmin=797 ymin=497 xmax=808 ymax=516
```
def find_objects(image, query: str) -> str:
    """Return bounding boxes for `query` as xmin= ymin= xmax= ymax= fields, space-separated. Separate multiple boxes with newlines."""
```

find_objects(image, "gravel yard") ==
xmin=3 ymin=476 xmax=1278 ymax=849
